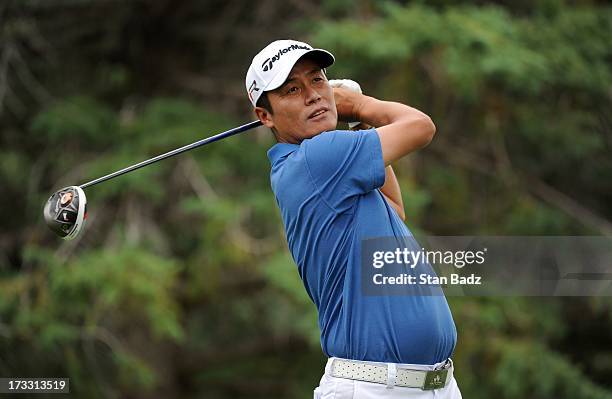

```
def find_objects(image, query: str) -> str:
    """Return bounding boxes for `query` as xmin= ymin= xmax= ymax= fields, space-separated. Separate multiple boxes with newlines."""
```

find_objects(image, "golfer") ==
xmin=246 ymin=40 xmax=461 ymax=398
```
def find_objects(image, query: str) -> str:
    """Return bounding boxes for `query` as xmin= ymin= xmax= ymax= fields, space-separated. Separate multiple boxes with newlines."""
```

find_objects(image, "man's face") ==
xmin=255 ymin=57 xmax=338 ymax=143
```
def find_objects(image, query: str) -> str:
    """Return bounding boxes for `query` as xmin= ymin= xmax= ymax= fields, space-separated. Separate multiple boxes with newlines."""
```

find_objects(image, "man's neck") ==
xmin=275 ymin=133 xmax=301 ymax=145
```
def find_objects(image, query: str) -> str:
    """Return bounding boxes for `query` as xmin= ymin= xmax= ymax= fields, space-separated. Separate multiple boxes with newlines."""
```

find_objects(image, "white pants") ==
xmin=313 ymin=357 xmax=462 ymax=399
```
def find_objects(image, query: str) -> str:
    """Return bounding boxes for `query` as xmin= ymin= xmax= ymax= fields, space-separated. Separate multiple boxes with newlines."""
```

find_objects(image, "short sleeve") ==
xmin=303 ymin=129 xmax=386 ymax=212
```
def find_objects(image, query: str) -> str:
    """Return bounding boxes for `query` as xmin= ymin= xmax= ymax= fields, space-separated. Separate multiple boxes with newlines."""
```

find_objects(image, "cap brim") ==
xmin=264 ymin=49 xmax=335 ymax=93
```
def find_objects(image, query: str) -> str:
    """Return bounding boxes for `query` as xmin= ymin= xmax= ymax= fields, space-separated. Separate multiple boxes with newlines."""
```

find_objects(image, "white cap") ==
xmin=245 ymin=39 xmax=335 ymax=107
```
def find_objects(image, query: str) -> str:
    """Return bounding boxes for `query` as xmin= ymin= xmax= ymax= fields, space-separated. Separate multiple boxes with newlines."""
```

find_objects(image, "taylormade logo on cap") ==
xmin=261 ymin=43 xmax=311 ymax=72
xmin=245 ymin=39 xmax=335 ymax=107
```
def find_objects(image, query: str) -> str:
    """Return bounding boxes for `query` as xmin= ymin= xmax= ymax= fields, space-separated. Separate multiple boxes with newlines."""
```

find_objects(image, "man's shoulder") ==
xmin=270 ymin=128 xmax=378 ymax=174
xmin=269 ymin=130 xmax=351 ymax=165
xmin=301 ymin=128 xmax=379 ymax=158
xmin=306 ymin=129 xmax=357 ymax=142
xmin=307 ymin=128 xmax=378 ymax=144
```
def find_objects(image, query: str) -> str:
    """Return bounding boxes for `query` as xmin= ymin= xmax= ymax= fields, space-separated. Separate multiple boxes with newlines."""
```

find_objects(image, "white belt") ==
xmin=330 ymin=358 xmax=453 ymax=390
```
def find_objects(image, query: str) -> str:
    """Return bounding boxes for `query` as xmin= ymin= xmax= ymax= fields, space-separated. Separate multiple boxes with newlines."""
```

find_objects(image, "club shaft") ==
xmin=79 ymin=120 xmax=263 ymax=189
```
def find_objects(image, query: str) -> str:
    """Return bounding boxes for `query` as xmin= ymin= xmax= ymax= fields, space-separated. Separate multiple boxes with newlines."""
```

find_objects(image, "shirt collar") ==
xmin=267 ymin=143 xmax=298 ymax=165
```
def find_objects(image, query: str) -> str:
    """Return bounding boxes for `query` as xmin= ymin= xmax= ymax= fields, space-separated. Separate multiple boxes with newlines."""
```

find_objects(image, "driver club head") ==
xmin=43 ymin=186 xmax=87 ymax=240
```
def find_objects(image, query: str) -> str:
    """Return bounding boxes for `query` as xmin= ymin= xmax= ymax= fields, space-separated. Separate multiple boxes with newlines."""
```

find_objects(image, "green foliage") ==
xmin=114 ymin=351 xmax=156 ymax=392
xmin=263 ymin=252 xmax=320 ymax=346
xmin=448 ymin=297 xmax=612 ymax=398
xmin=494 ymin=341 xmax=612 ymax=399
xmin=31 ymin=96 xmax=118 ymax=145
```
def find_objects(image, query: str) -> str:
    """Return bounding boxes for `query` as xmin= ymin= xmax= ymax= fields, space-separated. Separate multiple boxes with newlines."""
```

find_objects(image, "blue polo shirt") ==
xmin=267 ymin=129 xmax=456 ymax=364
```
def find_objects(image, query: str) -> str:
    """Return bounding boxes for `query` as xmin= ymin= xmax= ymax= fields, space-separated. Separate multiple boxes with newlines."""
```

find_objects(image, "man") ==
xmin=245 ymin=39 xmax=462 ymax=398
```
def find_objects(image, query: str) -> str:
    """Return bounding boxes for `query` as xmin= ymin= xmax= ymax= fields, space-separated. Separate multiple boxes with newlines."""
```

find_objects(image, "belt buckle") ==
xmin=422 ymin=369 xmax=448 ymax=390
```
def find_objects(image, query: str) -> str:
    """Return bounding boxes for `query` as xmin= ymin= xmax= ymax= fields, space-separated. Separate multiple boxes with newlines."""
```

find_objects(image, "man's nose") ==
xmin=304 ymin=84 xmax=321 ymax=105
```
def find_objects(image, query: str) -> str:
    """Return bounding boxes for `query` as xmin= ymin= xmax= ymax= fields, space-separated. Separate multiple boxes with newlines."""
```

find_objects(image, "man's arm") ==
xmin=351 ymin=122 xmax=405 ymax=220
xmin=335 ymin=88 xmax=436 ymax=166
xmin=381 ymin=166 xmax=405 ymax=220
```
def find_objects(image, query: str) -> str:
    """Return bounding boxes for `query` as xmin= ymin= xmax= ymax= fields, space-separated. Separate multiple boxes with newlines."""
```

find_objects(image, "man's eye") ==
xmin=313 ymin=77 xmax=324 ymax=82
xmin=287 ymin=87 xmax=299 ymax=94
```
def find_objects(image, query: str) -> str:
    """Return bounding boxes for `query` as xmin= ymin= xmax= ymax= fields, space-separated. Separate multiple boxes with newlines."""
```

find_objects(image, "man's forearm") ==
xmin=380 ymin=166 xmax=405 ymax=221
xmin=355 ymin=96 xmax=431 ymax=130
xmin=338 ymin=92 xmax=435 ymax=166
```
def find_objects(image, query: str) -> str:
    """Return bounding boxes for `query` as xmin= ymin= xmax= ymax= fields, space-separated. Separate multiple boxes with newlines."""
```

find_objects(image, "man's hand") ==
xmin=332 ymin=86 xmax=368 ymax=124
xmin=329 ymin=79 xmax=362 ymax=94
xmin=330 ymin=79 xmax=363 ymax=129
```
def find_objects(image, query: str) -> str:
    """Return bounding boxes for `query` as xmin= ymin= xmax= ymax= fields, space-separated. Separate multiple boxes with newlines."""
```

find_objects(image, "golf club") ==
xmin=44 ymin=120 xmax=263 ymax=239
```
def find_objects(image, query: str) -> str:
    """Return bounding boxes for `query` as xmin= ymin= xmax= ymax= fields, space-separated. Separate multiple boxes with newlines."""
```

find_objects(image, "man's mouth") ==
xmin=308 ymin=108 xmax=328 ymax=119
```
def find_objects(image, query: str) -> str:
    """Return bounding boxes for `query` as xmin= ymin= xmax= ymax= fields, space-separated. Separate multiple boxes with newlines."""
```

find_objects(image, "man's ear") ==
xmin=254 ymin=107 xmax=274 ymax=129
